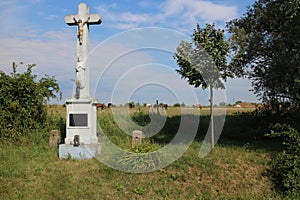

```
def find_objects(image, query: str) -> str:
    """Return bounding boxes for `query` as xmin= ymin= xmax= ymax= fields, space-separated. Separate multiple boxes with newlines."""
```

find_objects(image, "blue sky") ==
xmin=0 ymin=0 xmax=258 ymax=105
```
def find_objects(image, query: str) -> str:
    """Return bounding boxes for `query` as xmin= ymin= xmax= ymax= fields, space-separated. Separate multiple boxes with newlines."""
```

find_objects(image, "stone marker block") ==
xmin=132 ymin=130 xmax=143 ymax=147
xmin=49 ymin=130 xmax=61 ymax=147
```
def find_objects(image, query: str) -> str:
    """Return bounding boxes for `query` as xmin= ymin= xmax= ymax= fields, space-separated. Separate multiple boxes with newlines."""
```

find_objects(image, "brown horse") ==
xmin=95 ymin=103 xmax=106 ymax=110
xmin=194 ymin=104 xmax=202 ymax=109
xmin=160 ymin=103 xmax=168 ymax=110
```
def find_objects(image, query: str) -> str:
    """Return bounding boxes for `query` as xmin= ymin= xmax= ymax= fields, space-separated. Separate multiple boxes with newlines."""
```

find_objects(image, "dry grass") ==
xmin=46 ymin=104 xmax=255 ymax=118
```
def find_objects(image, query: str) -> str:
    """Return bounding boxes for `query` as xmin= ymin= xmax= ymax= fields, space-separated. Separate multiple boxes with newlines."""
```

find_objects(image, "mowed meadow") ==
xmin=0 ymin=105 xmax=291 ymax=199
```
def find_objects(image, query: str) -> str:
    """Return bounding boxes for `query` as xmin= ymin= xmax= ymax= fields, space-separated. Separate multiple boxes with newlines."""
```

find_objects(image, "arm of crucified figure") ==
xmin=83 ymin=17 xmax=90 ymax=25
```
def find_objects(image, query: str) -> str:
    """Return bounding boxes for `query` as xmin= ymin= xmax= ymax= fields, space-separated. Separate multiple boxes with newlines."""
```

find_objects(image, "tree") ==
xmin=0 ymin=62 xmax=61 ymax=141
xmin=174 ymin=23 xmax=232 ymax=148
xmin=219 ymin=102 xmax=227 ymax=107
xmin=173 ymin=103 xmax=181 ymax=107
xmin=227 ymin=0 xmax=300 ymax=105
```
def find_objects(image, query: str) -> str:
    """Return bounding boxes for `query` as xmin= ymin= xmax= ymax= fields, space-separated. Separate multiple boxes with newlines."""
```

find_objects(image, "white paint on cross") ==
xmin=65 ymin=2 xmax=101 ymax=99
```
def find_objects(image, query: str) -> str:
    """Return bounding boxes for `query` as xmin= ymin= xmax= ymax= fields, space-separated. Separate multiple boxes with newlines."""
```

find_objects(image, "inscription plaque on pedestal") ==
xmin=69 ymin=114 xmax=88 ymax=127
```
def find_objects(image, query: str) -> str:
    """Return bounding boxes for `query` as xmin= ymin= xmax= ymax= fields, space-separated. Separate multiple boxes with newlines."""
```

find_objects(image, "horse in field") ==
xmin=95 ymin=103 xmax=106 ymax=110
xmin=160 ymin=103 xmax=168 ymax=110
xmin=193 ymin=104 xmax=202 ymax=109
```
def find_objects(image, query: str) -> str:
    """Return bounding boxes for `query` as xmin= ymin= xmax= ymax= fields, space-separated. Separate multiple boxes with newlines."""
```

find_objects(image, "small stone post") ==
xmin=132 ymin=130 xmax=143 ymax=147
xmin=49 ymin=130 xmax=61 ymax=147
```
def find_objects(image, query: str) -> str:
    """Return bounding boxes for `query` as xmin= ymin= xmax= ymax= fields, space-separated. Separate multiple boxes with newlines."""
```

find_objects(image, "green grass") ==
xmin=0 ymin=106 xmax=290 ymax=199
xmin=0 ymin=141 xmax=279 ymax=199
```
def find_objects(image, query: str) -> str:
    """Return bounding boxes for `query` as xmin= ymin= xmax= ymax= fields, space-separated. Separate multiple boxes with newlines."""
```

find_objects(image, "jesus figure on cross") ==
xmin=73 ymin=17 xmax=90 ymax=45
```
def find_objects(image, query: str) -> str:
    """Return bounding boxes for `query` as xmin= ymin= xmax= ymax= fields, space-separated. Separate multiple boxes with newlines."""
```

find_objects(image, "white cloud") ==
xmin=95 ymin=0 xmax=238 ymax=31
xmin=96 ymin=4 xmax=117 ymax=22
xmin=0 ymin=40 xmax=73 ymax=82
xmin=119 ymin=12 xmax=151 ymax=23
xmin=0 ymin=29 xmax=76 ymax=100
xmin=44 ymin=29 xmax=74 ymax=40
xmin=112 ymin=23 xmax=138 ymax=30
xmin=162 ymin=0 xmax=237 ymax=22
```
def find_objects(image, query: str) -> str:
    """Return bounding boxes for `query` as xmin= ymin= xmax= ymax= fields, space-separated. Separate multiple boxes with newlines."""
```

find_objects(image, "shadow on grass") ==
xmin=128 ymin=108 xmax=300 ymax=153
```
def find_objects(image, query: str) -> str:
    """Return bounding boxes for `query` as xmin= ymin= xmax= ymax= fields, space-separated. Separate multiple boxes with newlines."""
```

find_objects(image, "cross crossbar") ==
xmin=64 ymin=3 xmax=101 ymax=26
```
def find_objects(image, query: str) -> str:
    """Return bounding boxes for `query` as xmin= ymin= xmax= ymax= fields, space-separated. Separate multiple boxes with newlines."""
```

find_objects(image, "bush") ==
xmin=0 ymin=62 xmax=61 ymax=142
xmin=131 ymin=110 xmax=151 ymax=126
xmin=173 ymin=103 xmax=180 ymax=107
xmin=266 ymin=124 xmax=300 ymax=198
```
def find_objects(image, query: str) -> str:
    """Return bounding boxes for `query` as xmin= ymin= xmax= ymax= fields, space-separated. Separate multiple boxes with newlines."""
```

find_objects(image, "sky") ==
xmin=0 ymin=0 xmax=258 ymax=106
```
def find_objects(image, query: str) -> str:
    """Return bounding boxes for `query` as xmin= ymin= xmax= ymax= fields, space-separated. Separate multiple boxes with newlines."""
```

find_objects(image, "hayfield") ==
xmin=0 ymin=105 xmax=286 ymax=199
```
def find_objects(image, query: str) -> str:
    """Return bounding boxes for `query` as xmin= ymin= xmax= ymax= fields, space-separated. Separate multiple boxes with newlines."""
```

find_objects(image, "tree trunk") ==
xmin=210 ymin=84 xmax=214 ymax=149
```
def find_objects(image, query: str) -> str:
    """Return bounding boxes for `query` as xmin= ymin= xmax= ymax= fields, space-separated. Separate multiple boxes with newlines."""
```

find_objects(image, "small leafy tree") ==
xmin=174 ymin=23 xmax=233 ymax=148
xmin=0 ymin=62 xmax=61 ymax=141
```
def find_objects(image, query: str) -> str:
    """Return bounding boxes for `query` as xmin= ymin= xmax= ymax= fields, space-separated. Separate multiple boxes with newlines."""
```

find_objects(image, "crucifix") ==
xmin=65 ymin=2 xmax=101 ymax=99
xmin=60 ymin=3 xmax=102 ymax=159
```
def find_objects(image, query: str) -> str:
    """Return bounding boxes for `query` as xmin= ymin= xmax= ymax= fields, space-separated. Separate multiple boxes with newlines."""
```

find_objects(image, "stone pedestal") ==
xmin=59 ymin=97 xmax=100 ymax=159
xmin=64 ymin=98 xmax=98 ymax=144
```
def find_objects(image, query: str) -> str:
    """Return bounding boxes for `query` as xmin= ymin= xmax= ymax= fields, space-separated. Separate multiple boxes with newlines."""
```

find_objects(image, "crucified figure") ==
xmin=73 ymin=17 xmax=90 ymax=45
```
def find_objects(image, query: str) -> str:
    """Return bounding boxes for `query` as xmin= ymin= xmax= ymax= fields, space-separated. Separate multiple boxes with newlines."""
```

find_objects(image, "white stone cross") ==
xmin=65 ymin=3 xmax=101 ymax=99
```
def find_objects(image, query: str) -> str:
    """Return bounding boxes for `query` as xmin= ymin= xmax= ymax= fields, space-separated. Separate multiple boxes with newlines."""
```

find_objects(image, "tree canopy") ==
xmin=175 ymin=23 xmax=232 ymax=90
xmin=227 ymin=0 xmax=300 ymax=104
xmin=0 ymin=62 xmax=61 ymax=140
